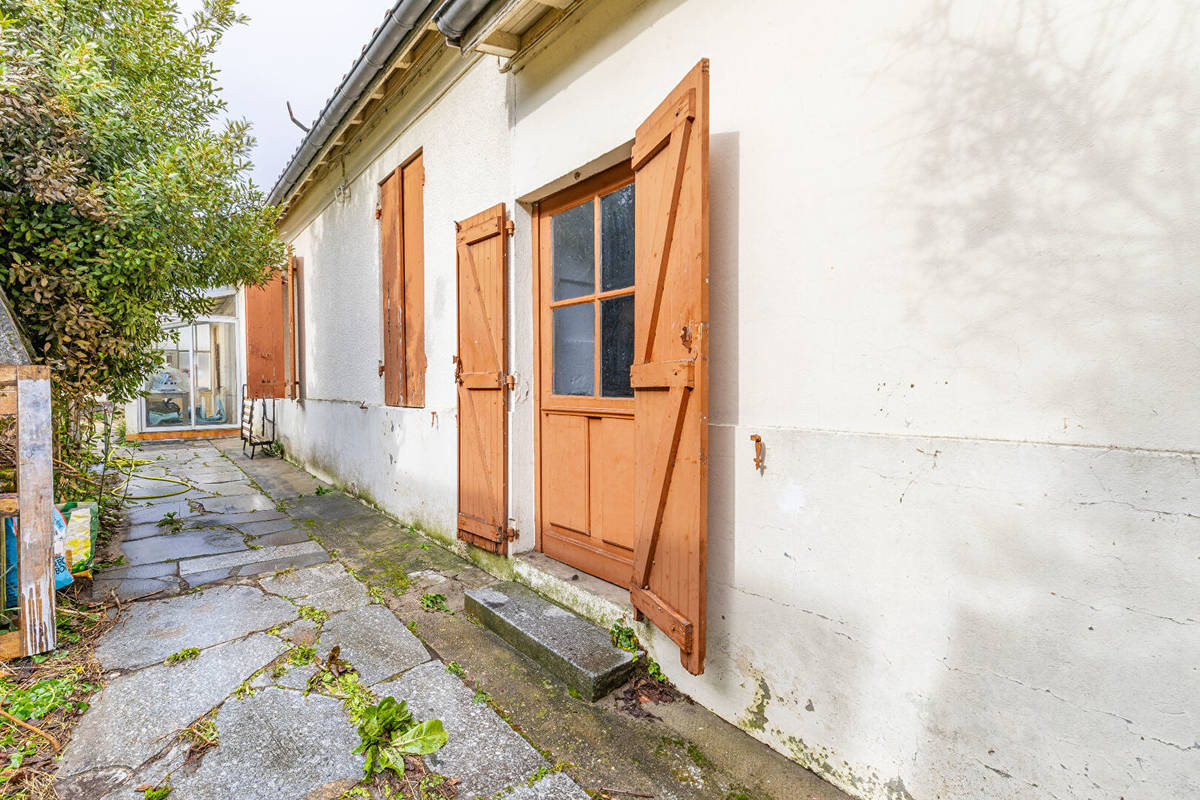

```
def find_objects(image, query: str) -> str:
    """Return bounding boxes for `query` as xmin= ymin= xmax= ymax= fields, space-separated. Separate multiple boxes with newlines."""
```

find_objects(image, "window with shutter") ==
xmin=629 ymin=59 xmax=710 ymax=675
xmin=380 ymin=150 xmax=426 ymax=407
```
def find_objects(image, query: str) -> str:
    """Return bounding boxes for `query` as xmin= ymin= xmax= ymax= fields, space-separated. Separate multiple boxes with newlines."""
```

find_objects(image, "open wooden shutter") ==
xmin=287 ymin=255 xmax=306 ymax=400
xmin=381 ymin=167 xmax=405 ymax=406
xmin=456 ymin=203 xmax=510 ymax=554
xmin=629 ymin=59 xmax=709 ymax=675
xmin=402 ymin=154 xmax=426 ymax=407
xmin=245 ymin=268 xmax=288 ymax=398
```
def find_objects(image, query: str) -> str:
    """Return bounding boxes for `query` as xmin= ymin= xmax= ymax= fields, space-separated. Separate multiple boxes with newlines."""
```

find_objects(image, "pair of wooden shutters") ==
xmin=455 ymin=60 xmax=710 ymax=673
xmin=245 ymin=254 xmax=304 ymax=400
xmin=380 ymin=153 xmax=427 ymax=408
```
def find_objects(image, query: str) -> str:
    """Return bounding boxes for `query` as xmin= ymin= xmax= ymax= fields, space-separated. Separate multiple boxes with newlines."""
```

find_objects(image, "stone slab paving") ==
xmin=95 ymin=584 xmax=296 ymax=670
xmin=317 ymin=602 xmax=432 ymax=685
xmin=62 ymin=440 xmax=594 ymax=800
xmin=121 ymin=528 xmax=247 ymax=566
xmin=374 ymin=661 xmax=549 ymax=799
xmin=57 ymin=633 xmax=281 ymax=789
xmin=170 ymin=688 xmax=363 ymax=800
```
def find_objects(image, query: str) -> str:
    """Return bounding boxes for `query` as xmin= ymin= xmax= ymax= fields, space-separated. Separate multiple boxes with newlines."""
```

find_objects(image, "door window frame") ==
xmin=532 ymin=161 xmax=635 ymax=558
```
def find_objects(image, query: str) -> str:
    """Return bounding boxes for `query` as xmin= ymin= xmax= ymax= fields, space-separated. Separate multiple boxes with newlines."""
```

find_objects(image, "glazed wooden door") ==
xmin=456 ymin=204 xmax=510 ymax=554
xmin=535 ymin=163 xmax=638 ymax=587
xmin=629 ymin=59 xmax=709 ymax=675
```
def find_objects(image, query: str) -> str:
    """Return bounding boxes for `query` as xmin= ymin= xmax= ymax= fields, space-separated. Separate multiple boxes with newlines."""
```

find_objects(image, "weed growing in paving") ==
xmin=472 ymin=682 xmax=493 ymax=706
xmin=234 ymin=680 xmax=255 ymax=700
xmin=94 ymin=555 xmax=126 ymax=570
xmin=182 ymin=716 xmax=219 ymax=756
xmin=406 ymin=621 xmax=418 ymax=635
xmin=419 ymin=593 xmax=450 ymax=613
xmin=610 ymin=622 xmax=667 ymax=681
xmin=164 ymin=647 xmax=200 ymax=666
xmin=314 ymin=485 xmax=333 ymax=495
xmin=140 ymin=782 xmax=171 ymax=799
xmin=444 ymin=661 xmax=465 ymax=678
xmin=367 ymin=586 xmax=387 ymax=605
xmin=297 ymin=605 xmax=329 ymax=624
xmin=354 ymin=697 xmax=448 ymax=779
xmin=287 ymin=645 xmax=316 ymax=666
xmin=156 ymin=511 xmax=183 ymax=534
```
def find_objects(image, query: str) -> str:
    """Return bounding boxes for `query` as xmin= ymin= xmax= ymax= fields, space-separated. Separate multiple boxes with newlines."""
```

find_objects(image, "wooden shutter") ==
xmin=456 ymin=203 xmax=510 ymax=553
xmin=245 ymin=268 xmax=288 ymax=398
xmin=287 ymin=255 xmax=306 ymax=400
xmin=380 ymin=168 xmax=404 ymax=406
xmin=629 ymin=59 xmax=709 ymax=675
xmin=402 ymin=154 xmax=426 ymax=406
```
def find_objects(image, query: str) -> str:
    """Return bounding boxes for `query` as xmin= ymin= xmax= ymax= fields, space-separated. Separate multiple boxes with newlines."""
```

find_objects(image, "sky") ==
xmin=178 ymin=0 xmax=396 ymax=191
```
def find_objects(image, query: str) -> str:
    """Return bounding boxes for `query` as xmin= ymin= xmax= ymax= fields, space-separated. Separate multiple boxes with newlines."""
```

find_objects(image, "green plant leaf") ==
xmin=388 ymin=719 xmax=448 ymax=756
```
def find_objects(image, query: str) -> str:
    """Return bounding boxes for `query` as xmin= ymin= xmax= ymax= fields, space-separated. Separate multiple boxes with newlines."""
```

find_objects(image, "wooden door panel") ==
xmin=456 ymin=204 xmax=509 ymax=554
xmin=630 ymin=59 xmax=709 ymax=675
xmin=593 ymin=416 xmax=636 ymax=554
xmin=542 ymin=413 xmax=589 ymax=534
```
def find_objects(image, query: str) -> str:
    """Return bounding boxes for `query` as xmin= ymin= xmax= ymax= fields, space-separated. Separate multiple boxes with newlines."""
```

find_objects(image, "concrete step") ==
xmin=465 ymin=581 xmax=635 ymax=701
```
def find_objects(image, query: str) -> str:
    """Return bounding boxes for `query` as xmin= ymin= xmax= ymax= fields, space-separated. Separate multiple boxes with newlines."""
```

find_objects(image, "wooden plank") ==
xmin=16 ymin=366 xmax=55 ymax=657
xmin=477 ymin=30 xmax=521 ymax=58
xmin=286 ymin=254 xmax=297 ymax=399
xmin=0 ymin=630 xmax=22 ymax=660
xmin=0 ymin=493 xmax=19 ymax=515
xmin=401 ymin=152 xmax=426 ymax=407
xmin=630 ymin=586 xmax=693 ymax=650
xmin=630 ymin=360 xmax=694 ymax=389
xmin=457 ymin=513 xmax=502 ymax=543
xmin=0 ymin=390 xmax=16 ymax=416
xmin=460 ymin=372 xmax=503 ymax=390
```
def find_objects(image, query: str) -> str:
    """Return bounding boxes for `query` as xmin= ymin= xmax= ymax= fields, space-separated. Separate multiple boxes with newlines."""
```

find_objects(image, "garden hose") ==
xmin=108 ymin=456 xmax=197 ymax=501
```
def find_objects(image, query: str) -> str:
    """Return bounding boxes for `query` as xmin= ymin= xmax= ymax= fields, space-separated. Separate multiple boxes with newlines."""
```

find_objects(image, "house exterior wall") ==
xmin=271 ymin=2 xmax=1200 ymax=799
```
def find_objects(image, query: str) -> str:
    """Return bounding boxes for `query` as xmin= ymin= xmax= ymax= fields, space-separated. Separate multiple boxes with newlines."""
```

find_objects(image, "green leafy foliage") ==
xmin=353 ymin=697 xmax=448 ymax=779
xmin=142 ymin=782 xmax=171 ymax=799
xmin=297 ymin=606 xmax=329 ymax=624
xmin=164 ymin=647 xmax=200 ymax=665
xmin=610 ymin=622 xmax=667 ymax=683
xmin=419 ymin=593 xmax=449 ymax=613
xmin=0 ymin=674 xmax=96 ymax=720
xmin=314 ymin=485 xmax=333 ymax=495
xmin=444 ymin=661 xmax=465 ymax=678
xmin=0 ymin=0 xmax=285 ymax=490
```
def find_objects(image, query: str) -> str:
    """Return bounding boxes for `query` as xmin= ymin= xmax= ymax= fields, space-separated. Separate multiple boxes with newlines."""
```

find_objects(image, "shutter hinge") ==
xmin=375 ymin=203 xmax=382 ymax=220
xmin=504 ymin=374 xmax=516 ymax=390
xmin=505 ymin=219 xmax=515 ymax=236
xmin=504 ymin=527 xmax=519 ymax=542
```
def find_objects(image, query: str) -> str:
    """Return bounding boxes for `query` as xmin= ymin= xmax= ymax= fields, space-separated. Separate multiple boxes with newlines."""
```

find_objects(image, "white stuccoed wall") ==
xmin=273 ymin=1 xmax=1200 ymax=798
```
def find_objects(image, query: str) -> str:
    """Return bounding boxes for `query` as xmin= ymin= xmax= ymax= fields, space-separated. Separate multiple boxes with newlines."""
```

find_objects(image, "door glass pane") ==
xmin=601 ymin=184 xmax=635 ymax=291
xmin=196 ymin=322 xmax=235 ymax=425
xmin=552 ymin=201 xmax=594 ymax=301
xmin=553 ymin=303 xmax=595 ymax=395
xmin=601 ymin=295 xmax=635 ymax=397
xmin=145 ymin=329 xmax=191 ymax=428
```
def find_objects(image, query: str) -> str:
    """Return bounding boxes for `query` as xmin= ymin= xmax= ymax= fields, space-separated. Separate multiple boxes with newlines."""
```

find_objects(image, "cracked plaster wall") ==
xmin=267 ymin=1 xmax=1200 ymax=798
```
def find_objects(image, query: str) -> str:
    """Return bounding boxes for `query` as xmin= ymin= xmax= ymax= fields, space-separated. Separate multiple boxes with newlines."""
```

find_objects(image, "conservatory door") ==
xmin=143 ymin=319 xmax=238 ymax=431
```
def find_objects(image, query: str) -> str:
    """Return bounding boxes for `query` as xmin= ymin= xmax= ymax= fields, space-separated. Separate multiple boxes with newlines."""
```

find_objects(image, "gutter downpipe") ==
xmin=268 ymin=0 xmax=434 ymax=207
xmin=432 ymin=0 xmax=494 ymax=43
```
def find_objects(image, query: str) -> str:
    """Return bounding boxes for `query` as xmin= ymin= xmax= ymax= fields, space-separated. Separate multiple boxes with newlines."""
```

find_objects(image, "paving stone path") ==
xmin=59 ymin=439 xmax=588 ymax=800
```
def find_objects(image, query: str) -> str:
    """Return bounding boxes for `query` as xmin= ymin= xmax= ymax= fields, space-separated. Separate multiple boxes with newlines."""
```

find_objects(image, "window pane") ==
xmin=601 ymin=295 xmax=635 ymax=397
xmin=552 ymin=201 xmax=594 ymax=301
xmin=601 ymin=184 xmax=635 ymax=291
xmin=553 ymin=303 xmax=595 ymax=395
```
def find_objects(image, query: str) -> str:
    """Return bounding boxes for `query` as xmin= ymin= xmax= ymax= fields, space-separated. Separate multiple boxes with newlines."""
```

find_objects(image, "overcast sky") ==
xmin=179 ymin=0 xmax=395 ymax=191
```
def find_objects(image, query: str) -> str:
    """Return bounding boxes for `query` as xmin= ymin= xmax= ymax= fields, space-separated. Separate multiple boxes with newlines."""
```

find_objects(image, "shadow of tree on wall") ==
xmin=896 ymin=0 xmax=1200 ymax=435
xmin=885 ymin=3 xmax=1200 ymax=798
